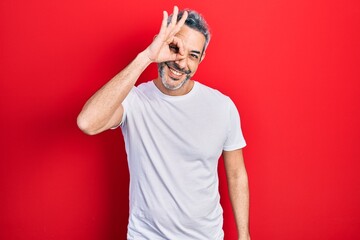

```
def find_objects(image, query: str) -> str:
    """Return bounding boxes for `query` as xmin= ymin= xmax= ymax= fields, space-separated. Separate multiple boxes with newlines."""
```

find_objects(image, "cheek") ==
xmin=189 ymin=62 xmax=200 ymax=74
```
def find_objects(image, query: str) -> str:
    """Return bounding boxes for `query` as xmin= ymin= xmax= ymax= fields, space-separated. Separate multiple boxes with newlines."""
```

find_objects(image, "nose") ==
xmin=175 ymin=55 xmax=188 ymax=70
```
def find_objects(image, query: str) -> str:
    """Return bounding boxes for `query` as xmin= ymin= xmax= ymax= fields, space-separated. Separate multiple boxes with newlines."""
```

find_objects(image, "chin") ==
xmin=161 ymin=77 xmax=189 ymax=90
xmin=158 ymin=62 xmax=191 ymax=91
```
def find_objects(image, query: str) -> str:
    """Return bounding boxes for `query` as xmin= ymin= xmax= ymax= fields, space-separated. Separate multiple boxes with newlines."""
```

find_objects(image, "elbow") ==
xmin=227 ymin=168 xmax=249 ymax=185
xmin=77 ymin=114 xmax=98 ymax=135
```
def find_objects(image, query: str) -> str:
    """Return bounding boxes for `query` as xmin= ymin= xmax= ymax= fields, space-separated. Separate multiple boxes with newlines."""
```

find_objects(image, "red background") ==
xmin=1 ymin=0 xmax=360 ymax=239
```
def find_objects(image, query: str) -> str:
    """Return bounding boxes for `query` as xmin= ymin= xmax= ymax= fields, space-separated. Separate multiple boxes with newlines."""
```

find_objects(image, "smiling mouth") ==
xmin=169 ymin=67 xmax=183 ymax=76
xmin=165 ymin=62 xmax=191 ymax=79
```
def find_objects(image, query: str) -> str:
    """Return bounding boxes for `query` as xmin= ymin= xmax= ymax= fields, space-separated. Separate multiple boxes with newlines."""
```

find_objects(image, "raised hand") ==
xmin=145 ymin=6 xmax=188 ymax=63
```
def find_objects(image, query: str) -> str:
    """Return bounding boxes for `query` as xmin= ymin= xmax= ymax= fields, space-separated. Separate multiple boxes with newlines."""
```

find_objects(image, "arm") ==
xmin=223 ymin=149 xmax=250 ymax=240
xmin=77 ymin=6 xmax=188 ymax=135
xmin=77 ymin=52 xmax=150 ymax=135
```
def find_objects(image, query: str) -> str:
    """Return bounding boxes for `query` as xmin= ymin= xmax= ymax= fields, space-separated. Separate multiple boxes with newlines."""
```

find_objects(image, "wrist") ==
xmin=140 ymin=48 xmax=155 ymax=64
xmin=137 ymin=50 xmax=153 ymax=67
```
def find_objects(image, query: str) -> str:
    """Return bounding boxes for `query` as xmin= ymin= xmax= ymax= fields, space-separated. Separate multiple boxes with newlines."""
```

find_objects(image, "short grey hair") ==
xmin=168 ymin=9 xmax=211 ymax=52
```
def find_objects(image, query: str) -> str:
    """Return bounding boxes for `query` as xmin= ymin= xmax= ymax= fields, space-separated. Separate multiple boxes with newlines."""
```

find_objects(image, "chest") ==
xmin=128 ymin=98 xmax=229 ymax=160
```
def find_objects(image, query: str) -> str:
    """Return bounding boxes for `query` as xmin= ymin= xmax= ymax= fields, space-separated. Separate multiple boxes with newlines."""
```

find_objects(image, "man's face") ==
xmin=158 ymin=25 xmax=206 ymax=91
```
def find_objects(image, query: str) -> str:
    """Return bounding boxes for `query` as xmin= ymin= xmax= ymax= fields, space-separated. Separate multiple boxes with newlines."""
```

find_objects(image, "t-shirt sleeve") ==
xmin=110 ymin=86 xmax=137 ymax=129
xmin=223 ymin=98 xmax=247 ymax=151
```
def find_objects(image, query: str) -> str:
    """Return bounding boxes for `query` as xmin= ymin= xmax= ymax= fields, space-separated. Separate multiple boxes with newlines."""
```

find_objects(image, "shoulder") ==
xmin=196 ymin=82 xmax=233 ymax=105
xmin=130 ymin=80 xmax=157 ymax=98
xmin=136 ymin=80 xmax=154 ymax=92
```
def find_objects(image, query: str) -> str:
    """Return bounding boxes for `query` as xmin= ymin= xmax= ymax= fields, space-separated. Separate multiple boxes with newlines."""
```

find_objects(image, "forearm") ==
xmin=227 ymin=167 xmax=250 ymax=240
xmin=77 ymin=50 xmax=151 ymax=134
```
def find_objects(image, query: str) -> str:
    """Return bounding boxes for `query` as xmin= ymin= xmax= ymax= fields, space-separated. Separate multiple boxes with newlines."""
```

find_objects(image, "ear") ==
xmin=200 ymin=52 xmax=206 ymax=63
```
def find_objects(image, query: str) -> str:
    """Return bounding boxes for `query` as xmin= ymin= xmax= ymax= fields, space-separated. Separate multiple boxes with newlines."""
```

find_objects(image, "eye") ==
xmin=190 ymin=54 xmax=199 ymax=59
xmin=169 ymin=45 xmax=179 ymax=53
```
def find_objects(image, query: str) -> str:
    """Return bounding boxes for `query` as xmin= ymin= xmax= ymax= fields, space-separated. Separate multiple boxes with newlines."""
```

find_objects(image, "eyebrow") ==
xmin=190 ymin=50 xmax=201 ymax=55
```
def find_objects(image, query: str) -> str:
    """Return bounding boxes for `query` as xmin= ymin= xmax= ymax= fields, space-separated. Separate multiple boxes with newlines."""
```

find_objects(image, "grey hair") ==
xmin=168 ymin=9 xmax=211 ymax=52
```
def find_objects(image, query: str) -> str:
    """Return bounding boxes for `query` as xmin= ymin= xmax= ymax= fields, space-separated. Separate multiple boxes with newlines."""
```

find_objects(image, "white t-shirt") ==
xmin=118 ymin=81 xmax=246 ymax=240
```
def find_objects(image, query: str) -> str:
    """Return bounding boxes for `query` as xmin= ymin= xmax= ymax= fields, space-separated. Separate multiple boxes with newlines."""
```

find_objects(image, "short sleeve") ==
xmin=223 ymin=98 xmax=246 ymax=151
xmin=110 ymin=86 xmax=137 ymax=129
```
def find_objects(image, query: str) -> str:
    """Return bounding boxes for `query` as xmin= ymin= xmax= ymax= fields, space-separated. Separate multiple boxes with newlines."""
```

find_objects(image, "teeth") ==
xmin=170 ymin=68 xmax=182 ymax=76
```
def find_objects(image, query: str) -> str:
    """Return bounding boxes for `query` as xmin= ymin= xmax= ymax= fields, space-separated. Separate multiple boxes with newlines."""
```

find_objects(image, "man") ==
xmin=77 ymin=6 xmax=250 ymax=240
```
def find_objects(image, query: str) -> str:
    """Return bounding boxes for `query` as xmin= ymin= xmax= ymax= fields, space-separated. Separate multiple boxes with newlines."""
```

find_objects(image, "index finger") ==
xmin=171 ymin=36 xmax=185 ymax=56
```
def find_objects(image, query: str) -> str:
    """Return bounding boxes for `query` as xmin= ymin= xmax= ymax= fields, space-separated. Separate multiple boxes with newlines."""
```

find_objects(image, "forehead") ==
xmin=175 ymin=25 xmax=206 ymax=53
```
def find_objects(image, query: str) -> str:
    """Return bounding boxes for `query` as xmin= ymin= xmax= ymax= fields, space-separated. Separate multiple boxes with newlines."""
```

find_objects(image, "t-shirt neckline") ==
xmin=151 ymin=80 xmax=199 ymax=100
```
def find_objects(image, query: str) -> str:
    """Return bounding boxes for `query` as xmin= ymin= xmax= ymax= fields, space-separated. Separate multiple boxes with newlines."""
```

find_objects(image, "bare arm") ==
xmin=223 ymin=149 xmax=250 ymax=240
xmin=77 ymin=6 xmax=188 ymax=135
xmin=77 ymin=52 xmax=151 ymax=135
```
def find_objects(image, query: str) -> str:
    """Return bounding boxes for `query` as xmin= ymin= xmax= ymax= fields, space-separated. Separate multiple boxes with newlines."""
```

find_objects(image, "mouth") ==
xmin=165 ymin=62 xmax=191 ymax=80
xmin=158 ymin=62 xmax=192 ymax=90
xmin=169 ymin=67 xmax=183 ymax=77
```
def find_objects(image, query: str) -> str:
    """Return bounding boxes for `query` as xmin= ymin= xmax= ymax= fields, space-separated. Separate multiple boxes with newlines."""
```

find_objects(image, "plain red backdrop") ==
xmin=1 ymin=0 xmax=360 ymax=239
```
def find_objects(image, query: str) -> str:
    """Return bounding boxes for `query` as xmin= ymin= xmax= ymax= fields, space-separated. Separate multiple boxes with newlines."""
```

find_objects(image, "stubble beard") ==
xmin=158 ymin=62 xmax=191 ymax=91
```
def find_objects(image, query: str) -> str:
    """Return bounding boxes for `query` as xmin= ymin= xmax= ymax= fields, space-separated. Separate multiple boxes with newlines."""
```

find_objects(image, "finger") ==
xmin=171 ymin=36 xmax=185 ymax=56
xmin=176 ymin=10 xmax=188 ymax=28
xmin=168 ymin=10 xmax=187 ymax=38
xmin=158 ymin=11 xmax=168 ymax=36
xmin=170 ymin=6 xmax=179 ymax=27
